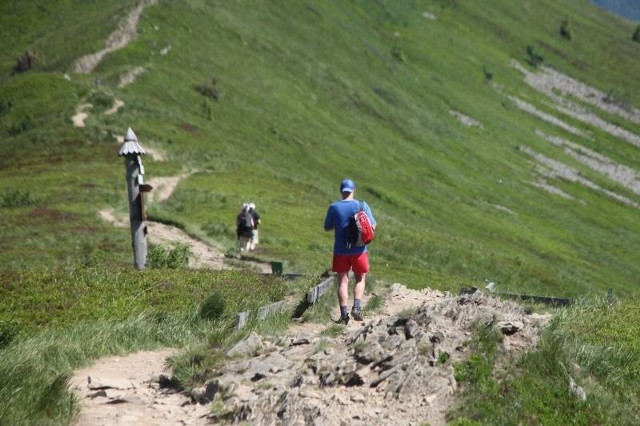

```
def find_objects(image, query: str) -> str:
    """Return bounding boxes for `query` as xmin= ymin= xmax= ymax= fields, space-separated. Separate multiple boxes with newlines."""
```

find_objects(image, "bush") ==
xmin=526 ymin=45 xmax=544 ymax=67
xmin=482 ymin=65 xmax=493 ymax=82
xmin=87 ymin=90 xmax=114 ymax=111
xmin=560 ymin=16 xmax=572 ymax=41
xmin=7 ymin=114 xmax=36 ymax=136
xmin=633 ymin=25 xmax=640 ymax=43
xmin=12 ymin=51 xmax=37 ymax=74
xmin=391 ymin=46 xmax=406 ymax=63
xmin=194 ymin=78 xmax=219 ymax=101
xmin=148 ymin=243 xmax=191 ymax=269
xmin=0 ymin=321 xmax=20 ymax=349
xmin=0 ymin=190 xmax=39 ymax=208
xmin=0 ymin=97 xmax=13 ymax=117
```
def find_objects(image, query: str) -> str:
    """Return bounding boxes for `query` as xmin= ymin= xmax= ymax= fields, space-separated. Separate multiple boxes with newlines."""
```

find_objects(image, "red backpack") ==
xmin=346 ymin=201 xmax=375 ymax=248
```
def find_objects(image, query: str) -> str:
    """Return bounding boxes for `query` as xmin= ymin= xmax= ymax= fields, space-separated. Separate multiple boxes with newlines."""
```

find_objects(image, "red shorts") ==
xmin=332 ymin=253 xmax=370 ymax=274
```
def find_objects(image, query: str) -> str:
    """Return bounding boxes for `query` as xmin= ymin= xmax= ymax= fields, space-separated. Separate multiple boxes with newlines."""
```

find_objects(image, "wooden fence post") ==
xmin=118 ymin=127 xmax=152 ymax=270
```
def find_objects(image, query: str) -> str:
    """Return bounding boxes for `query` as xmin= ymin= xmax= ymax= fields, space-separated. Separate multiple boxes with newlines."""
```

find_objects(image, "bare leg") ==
xmin=337 ymin=272 xmax=350 ymax=307
xmin=239 ymin=236 xmax=250 ymax=252
xmin=354 ymin=273 xmax=366 ymax=301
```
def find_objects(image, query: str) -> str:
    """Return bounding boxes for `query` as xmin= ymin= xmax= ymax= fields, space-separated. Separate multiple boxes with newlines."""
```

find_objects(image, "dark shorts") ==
xmin=237 ymin=227 xmax=252 ymax=238
xmin=332 ymin=252 xmax=369 ymax=274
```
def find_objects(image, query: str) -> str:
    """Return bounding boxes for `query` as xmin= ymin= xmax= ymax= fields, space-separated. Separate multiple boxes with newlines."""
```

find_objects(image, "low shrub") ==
xmin=560 ymin=16 xmax=572 ymax=41
xmin=194 ymin=78 xmax=219 ymax=101
xmin=87 ymin=90 xmax=114 ymax=111
xmin=12 ymin=51 xmax=38 ymax=74
xmin=0 ymin=190 xmax=39 ymax=208
xmin=633 ymin=24 xmax=640 ymax=42
xmin=148 ymin=243 xmax=191 ymax=269
xmin=6 ymin=114 xmax=36 ymax=136
xmin=526 ymin=44 xmax=544 ymax=67
xmin=0 ymin=321 xmax=20 ymax=349
xmin=0 ymin=97 xmax=13 ymax=117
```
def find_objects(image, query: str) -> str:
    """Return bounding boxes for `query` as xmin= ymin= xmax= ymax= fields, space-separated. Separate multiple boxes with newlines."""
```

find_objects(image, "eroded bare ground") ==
xmin=73 ymin=0 xmax=158 ymax=74
xmin=70 ymin=349 xmax=211 ymax=426
xmin=70 ymin=285 xmax=550 ymax=426
xmin=100 ymin=205 xmax=236 ymax=271
xmin=71 ymin=0 xmax=153 ymax=128
xmin=500 ymin=61 xmax=640 ymax=207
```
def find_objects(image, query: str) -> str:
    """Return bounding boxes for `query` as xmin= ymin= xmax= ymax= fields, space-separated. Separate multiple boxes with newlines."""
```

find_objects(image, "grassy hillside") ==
xmin=2 ymin=1 xmax=640 ymax=424
xmin=2 ymin=0 xmax=640 ymax=296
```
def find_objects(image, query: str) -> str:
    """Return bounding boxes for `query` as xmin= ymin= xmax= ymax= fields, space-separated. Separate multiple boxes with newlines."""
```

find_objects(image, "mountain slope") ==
xmin=1 ymin=0 xmax=640 ymax=298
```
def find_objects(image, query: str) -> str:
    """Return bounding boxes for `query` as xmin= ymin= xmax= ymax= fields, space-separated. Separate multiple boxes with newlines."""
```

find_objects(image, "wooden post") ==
xmin=118 ymin=127 xmax=151 ymax=270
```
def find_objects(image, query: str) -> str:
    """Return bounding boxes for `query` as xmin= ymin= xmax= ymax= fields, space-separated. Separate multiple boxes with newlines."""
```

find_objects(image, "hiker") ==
xmin=323 ymin=178 xmax=376 ymax=325
xmin=248 ymin=202 xmax=261 ymax=251
xmin=236 ymin=203 xmax=254 ymax=253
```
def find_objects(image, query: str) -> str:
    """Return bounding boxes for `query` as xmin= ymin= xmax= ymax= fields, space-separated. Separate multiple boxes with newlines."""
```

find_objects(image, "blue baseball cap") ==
xmin=340 ymin=179 xmax=356 ymax=193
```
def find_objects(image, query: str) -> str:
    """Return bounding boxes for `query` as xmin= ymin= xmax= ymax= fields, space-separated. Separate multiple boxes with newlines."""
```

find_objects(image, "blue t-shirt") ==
xmin=324 ymin=199 xmax=376 ymax=255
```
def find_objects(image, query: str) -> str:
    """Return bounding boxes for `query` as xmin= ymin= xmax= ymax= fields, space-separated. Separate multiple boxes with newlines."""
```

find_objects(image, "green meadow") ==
xmin=1 ymin=0 xmax=639 ymax=424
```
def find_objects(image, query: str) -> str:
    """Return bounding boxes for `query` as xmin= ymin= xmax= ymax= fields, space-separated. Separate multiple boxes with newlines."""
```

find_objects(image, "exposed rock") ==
xmin=226 ymin=331 xmax=263 ymax=358
xmin=195 ymin=286 xmax=550 ymax=426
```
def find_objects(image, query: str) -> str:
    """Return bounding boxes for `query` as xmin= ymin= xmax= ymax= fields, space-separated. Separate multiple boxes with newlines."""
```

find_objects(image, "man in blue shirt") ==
xmin=324 ymin=179 xmax=376 ymax=324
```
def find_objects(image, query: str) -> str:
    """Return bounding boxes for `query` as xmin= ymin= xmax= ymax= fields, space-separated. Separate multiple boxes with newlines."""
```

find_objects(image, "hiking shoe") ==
xmin=351 ymin=307 xmax=363 ymax=321
xmin=336 ymin=314 xmax=350 ymax=325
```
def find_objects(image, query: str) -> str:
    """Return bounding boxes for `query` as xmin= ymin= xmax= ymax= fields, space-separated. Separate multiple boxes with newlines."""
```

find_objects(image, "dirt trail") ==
xmin=99 ymin=171 xmax=270 ymax=273
xmin=70 ymin=285 xmax=550 ymax=425
xmin=71 ymin=0 xmax=153 ymax=128
xmin=73 ymin=0 xmax=158 ymax=74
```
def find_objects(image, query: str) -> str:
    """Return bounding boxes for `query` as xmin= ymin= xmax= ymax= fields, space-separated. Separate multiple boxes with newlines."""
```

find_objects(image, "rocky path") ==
xmin=70 ymin=285 xmax=550 ymax=425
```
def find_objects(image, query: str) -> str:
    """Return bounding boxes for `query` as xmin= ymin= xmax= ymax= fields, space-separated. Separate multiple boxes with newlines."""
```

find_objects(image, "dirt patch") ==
xmin=146 ymin=175 xmax=185 ymax=203
xmin=143 ymin=147 xmax=166 ymax=161
xmin=70 ymin=348 xmax=211 ymax=426
xmin=511 ymin=60 xmax=640 ymax=125
xmin=72 ymin=104 xmax=92 ymax=128
xmin=119 ymin=66 xmax=146 ymax=87
xmin=104 ymin=99 xmax=124 ymax=116
xmin=450 ymin=110 xmax=483 ymax=128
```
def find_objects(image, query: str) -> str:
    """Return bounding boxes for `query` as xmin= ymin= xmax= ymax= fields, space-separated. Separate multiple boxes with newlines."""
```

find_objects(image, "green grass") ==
xmin=0 ymin=267 xmax=288 ymax=334
xmin=3 ymin=0 xmax=640 ymax=296
xmin=0 ymin=265 xmax=300 ymax=425
xmin=0 ymin=311 xmax=218 ymax=425
xmin=2 ymin=0 xmax=640 ymax=424
xmin=449 ymin=296 xmax=640 ymax=425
